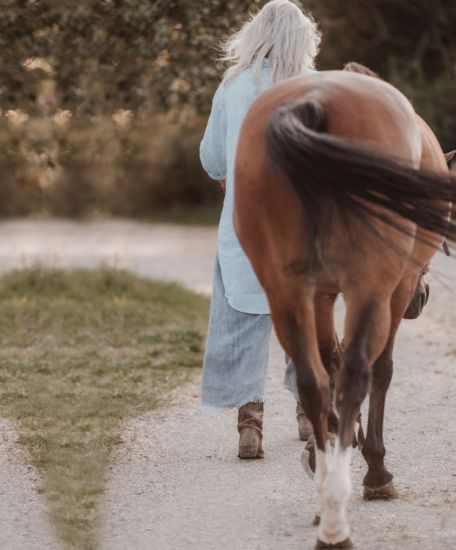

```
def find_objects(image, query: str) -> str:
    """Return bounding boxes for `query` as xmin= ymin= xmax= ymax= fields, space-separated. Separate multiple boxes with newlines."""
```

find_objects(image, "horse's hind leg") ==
xmin=315 ymin=292 xmax=342 ymax=436
xmin=361 ymin=338 xmax=398 ymax=499
xmin=294 ymin=293 xmax=341 ymax=445
xmin=362 ymin=279 xmax=418 ymax=499
xmin=318 ymin=294 xmax=392 ymax=549
xmin=269 ymin=292 xmax=332 ymax=527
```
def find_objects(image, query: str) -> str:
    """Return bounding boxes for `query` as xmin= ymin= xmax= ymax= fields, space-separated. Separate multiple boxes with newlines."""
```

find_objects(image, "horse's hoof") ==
xmin=316 ymin=537 xmax=353 ymax=549
xmin=301 ymin=448 xmax=315 ymax=480
xmin=296 ymin=402 xmax=313 ymax=441
xmin=364 ymin=480 xmax=399 ymax=500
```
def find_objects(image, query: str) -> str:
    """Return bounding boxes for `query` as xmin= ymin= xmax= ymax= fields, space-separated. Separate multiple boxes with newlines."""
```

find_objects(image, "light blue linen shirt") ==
xmin=200 ymin=62 xmax=275 ymax=314
xmin=200 ymin=62 xmax=315 ymax=314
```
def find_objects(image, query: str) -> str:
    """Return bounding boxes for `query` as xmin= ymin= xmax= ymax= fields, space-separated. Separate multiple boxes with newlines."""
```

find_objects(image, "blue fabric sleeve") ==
xmin=199 ymin=82 xmax=227 ymax=180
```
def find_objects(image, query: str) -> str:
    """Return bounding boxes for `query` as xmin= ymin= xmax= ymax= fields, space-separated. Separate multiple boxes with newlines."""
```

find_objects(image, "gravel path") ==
xmin=0 ymin=420 xmax=60 ymax=549
xmin=101 ymin=253 xmax=456 ymax=550
xmin=0 ymin=219 xmax=217 ymax=295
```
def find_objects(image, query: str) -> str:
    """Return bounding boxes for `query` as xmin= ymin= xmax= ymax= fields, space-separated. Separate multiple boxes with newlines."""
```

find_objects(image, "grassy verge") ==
xmin=0 ymin=267 xmax=209 ymax=550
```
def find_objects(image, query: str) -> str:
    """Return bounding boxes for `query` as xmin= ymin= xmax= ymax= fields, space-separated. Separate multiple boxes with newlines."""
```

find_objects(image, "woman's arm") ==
xmin=200 ymin=82 xmax=227 ymax=181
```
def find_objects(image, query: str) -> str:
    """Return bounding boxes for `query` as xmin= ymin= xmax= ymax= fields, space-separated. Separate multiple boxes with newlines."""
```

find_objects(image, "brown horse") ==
xmin=233 ymin=69 xmax=454 ymax=548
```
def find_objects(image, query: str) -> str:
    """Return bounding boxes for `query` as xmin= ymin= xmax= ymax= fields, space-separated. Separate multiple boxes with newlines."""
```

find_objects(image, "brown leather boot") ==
xmin=296 ymin=402 xmax=313 ymax=441
xmin=238 ymin=402 xmax=264 ymax=459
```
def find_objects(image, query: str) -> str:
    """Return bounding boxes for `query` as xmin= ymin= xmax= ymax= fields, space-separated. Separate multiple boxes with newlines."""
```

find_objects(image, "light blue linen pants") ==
xmin=201 ymin=256 xmax=299 ymax=409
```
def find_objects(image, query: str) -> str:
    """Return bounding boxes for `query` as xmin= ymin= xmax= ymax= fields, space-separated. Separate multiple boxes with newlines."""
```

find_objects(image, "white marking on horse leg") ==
xmin=314 ymin=442 xmax=332 ymax=521
xmin=318 ymin=438 xmax=352 ymax=545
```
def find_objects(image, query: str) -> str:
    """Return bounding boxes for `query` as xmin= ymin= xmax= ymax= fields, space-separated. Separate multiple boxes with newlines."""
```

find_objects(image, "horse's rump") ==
xmin=264 ymin=87 xmax=454 ymax=265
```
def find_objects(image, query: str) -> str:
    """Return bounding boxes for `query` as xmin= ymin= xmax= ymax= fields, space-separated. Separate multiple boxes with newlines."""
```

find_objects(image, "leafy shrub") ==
xmin=111 ymin=115 xmax=220 ymax=216
xmin=48 ymin=119 xmax=115 ymax=217
xmin=309 ymin=0 xmax=456 ymax=150
xmin=0 ymin=112 xmax=222 ymax=219
xmin=0 ymin=121 xmax=43 ymax=216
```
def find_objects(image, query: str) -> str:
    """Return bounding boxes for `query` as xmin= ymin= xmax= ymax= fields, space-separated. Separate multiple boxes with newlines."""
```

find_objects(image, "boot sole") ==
xmin=239 ymin=447 xmax=264 ymax=459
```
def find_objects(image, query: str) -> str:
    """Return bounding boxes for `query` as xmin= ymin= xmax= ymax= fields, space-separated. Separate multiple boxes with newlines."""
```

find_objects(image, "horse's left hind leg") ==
xmin=268 ymin=292 xmax=333 ymax=532
xmin=315 ymin=292 xmax=343 ymax=436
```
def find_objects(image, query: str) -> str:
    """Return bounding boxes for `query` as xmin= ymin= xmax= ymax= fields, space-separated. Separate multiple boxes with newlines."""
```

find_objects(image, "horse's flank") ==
xmin=343 ymin=61 xmax=451 ymax=266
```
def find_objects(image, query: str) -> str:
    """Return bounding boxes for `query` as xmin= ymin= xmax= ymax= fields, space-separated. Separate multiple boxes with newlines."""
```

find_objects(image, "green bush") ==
xmin=110 ymin=115 xmax=221 ymax=216
xmin=48 ymin=119 xmax=116 ymax=217
xmin=0 ymin=121 xmax=44 ymax=216
xmin=0 ymin=113 xmax=222 ymax=219
xmin=308 ymin=0 xmax=455 ymax=150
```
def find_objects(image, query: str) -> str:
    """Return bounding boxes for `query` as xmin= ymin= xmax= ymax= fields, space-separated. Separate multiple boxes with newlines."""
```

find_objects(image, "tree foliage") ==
xmin=0 ymin=0 xmax=263 ymax=116
xmin=0 ymin=0 xmax=454 ymax=146
xmin=0 ymin=0 xmax=454 ymax=219
xmin=309 ymin=0 xmax=456 ymax=149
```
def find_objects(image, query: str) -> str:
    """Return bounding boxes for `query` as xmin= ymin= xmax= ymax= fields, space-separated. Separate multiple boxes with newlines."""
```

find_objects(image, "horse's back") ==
xmin=238 ymin=70 xmax=421 ymax=165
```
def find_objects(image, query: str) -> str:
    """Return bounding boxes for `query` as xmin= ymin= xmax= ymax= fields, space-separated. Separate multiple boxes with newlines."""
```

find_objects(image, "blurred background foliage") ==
xmin=0 ymin=0 xmax=454 ymax=218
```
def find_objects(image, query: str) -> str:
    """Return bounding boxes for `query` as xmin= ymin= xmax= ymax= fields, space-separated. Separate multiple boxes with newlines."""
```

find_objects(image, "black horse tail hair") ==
xmin=265 ymin=100 xmax=456 ymax=259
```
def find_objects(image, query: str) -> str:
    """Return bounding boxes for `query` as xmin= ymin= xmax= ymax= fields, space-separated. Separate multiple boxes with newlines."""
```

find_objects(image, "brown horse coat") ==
xmin=234 ymin=70 xmax=453 ymax=548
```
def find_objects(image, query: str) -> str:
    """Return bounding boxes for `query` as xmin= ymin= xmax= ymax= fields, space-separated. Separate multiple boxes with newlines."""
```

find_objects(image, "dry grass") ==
xmin=0 ymin=267 xmax=209 ymax=549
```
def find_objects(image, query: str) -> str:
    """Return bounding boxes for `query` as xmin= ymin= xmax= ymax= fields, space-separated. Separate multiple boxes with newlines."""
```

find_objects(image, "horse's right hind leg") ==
xmin=362 ymin=278 xmax=417 ymax=499
xmin=362 ymin=340 xmax=399 ymax=499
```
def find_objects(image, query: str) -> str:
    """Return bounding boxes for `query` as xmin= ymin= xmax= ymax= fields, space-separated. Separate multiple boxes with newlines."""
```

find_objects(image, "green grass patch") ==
xmin=0 ymin=267 xmax=209 ymax=550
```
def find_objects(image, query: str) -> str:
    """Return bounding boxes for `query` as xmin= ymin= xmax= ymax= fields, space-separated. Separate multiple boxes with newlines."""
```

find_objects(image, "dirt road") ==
xmin=101 ymin=252 xmax=456 ymax=549
xmin=0 ymin=419 xmax=60 ymax=549
xmin=0 ymin=219 xmax=217 ymax=295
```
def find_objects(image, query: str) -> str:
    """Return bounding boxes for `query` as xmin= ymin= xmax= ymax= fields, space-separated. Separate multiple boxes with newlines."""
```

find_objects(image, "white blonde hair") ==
xmin=221 ymin=0 xmax=321 ymax=83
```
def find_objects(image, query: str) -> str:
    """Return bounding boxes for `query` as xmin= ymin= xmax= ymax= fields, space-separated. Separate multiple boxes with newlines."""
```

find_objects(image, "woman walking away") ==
xmin=200 ymin=0 xmax=322 ymax=458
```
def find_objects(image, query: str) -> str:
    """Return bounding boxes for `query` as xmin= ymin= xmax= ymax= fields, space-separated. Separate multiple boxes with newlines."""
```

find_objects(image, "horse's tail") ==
xmin=265 ymin=100 xmax=455 ymax=254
